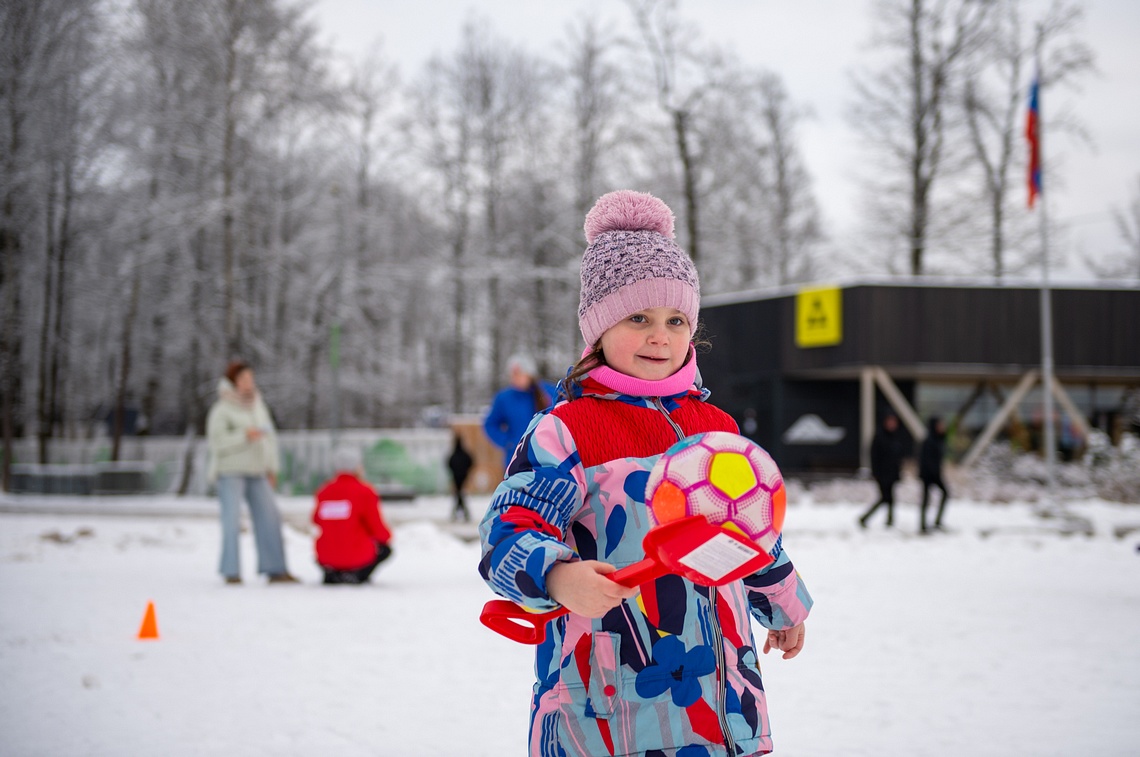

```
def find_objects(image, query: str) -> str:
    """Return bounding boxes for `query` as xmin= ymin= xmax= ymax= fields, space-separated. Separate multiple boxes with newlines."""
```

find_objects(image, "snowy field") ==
xmin=1 ymin=489 xmax=1138 ymax=756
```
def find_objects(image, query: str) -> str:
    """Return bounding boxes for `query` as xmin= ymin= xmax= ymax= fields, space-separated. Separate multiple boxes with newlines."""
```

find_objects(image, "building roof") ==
xmin=703 ymin=276 xmax=1140 ymax=308
xmin=700 ymin=279 xmax=1140 ymax=382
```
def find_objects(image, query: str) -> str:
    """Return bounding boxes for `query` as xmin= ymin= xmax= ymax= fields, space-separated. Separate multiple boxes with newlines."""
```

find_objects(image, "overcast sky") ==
xmin=307 ymin=0 xmax=1140 ymax=280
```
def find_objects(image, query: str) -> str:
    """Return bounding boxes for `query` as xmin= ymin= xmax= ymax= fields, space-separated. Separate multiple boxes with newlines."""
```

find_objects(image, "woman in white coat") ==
xmin=206 ymin=361 xmax=298 ymax=584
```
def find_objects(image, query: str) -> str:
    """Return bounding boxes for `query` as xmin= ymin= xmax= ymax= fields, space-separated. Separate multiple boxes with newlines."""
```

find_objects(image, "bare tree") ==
xmin=963 ymin=0 xmax=1094 ymax=279
xmin=1 ymin=0 xmax=109 ymax=482
xmin=0 ymin=0 xmax=38 ymax=487
xmin=562 ymin=15 xmax=627 ymax=219
xmin=554 ymin=14 xmax=632 ymax=353
xmin=1090 ymin=175 xmax=1140 ymax=280
xmin=657 ymin=59 xmax=820 ymax=292
xmin=1114 ymin=177 xmax=1140 ymax=280
xmin=752 ymin=74 xmax=822 ymax=286
xmin=626 ymin=0 xmax=710 ymax=261
xmin=34 ymin=2 xmax=105 ymax=459
xmin=467 ymin=21 xmax=534 ymax=387
xmin=337 ymin=44 xmax=401 ymax=424
xmin=2 ymin=0 xmax=839 ymax=478
xmin=410 ymin=47 xmax=477 ymax=413
xmin=408 ymin=18 xmax=559 ymax=410
xmin=850 ymin=0 xmax=992 ymax=275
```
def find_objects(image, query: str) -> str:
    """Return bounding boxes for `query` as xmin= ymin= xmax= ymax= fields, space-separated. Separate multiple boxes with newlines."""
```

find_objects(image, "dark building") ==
xmin=699 ymin=280 xmax=1140 ymax=473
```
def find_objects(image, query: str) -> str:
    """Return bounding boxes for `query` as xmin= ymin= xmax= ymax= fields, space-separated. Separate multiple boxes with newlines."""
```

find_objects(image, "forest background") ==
xmin=3 ymin=0 xmax=1137 ymax=484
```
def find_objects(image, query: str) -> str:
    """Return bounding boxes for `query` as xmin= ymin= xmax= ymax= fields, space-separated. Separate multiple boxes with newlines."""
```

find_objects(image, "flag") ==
xmin=1026 ymin=72 xmax=1041 ymax=209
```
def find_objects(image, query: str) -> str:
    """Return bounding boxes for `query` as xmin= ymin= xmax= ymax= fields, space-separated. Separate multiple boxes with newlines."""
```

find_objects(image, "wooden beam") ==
xmin=871 ymin=367 xmax=927 ymax=442
xmin=962 ymin=370 xmax=1040 ymax=467
xmin=1051 ymin=379 xmax=1091 ymax=438
xmin=951 ymin=381 xmax=987 ymax=430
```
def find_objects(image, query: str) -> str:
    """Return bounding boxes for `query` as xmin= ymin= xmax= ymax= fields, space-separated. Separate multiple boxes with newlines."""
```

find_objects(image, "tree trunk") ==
xmin=37 ymin=165 xmax=59 ymax=463
xmin=176 ymin=427 xmax=197 ymax=497
xmin=222 ymin=7 xmax=239 ymax=356
xmin=673 ymin=109 xmax=700 ymax=262
xmin=909 ymin=0 xmax=927 ymax=276
xmin=992 ymin=198 xmax=1004 ymax=280
xmin=1 ymin=44 xmax=26 ymax=490
xmin=0 ymin=215 xmax=19 ymax=491
xmin=112 ymin=258 xmax=143 ymax=461
xmin=452 ymin=239 xmax=467 ymax=414
xmin=177 ymin=223 xmax=209 ymax=496
xmin=49 ymin=147 xmax=74 ymax=449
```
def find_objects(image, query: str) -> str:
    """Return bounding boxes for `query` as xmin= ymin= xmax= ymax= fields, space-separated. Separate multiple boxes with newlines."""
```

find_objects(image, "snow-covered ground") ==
xmin=1 ymin=489 xmax=1138 ymax=756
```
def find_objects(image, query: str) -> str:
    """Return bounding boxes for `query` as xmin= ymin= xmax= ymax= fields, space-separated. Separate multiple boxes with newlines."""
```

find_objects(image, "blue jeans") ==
xmin=216 ymin=474 xmax=288 ymax=577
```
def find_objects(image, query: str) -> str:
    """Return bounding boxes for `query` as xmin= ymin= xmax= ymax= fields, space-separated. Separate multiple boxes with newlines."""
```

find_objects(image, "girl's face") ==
xmin=599 ymin=307 xmax=691 ymax=381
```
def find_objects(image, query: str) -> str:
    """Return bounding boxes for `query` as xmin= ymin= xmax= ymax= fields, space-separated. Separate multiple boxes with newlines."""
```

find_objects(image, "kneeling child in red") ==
xmin=312 ymin=447 xmax=393 ymax=584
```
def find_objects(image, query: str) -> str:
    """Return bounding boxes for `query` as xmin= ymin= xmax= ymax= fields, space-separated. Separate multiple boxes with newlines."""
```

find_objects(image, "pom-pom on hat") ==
xmin=578 ymin=190 xmax=700 ymax=347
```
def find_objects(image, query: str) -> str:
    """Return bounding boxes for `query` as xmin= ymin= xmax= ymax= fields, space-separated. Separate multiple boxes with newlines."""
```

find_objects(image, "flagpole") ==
xmin=1033 ymin=38 xmax=1057 ymax=500
xmin=1039 ymin=175 xmax=1057 ymax=499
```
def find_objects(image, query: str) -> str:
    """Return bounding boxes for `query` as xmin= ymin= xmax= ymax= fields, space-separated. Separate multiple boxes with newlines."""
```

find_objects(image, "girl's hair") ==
xmin=529 ymin=379 xmax=551 ymax=414
xmin=560 ymin=326 xmax=712 ymax=402
xmin=224 ymin=360 xmax=251 ymax=385
xmin=561 ymin=343 xmax=606 ymax=400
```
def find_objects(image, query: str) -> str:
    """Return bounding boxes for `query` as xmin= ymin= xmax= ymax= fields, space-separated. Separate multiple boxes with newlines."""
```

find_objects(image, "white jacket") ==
xmin=206 ymin=379 xmax=280 ymax=482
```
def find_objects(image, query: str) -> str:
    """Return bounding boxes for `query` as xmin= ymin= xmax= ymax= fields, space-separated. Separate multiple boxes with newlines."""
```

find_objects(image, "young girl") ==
xmin=479 ymin=191 xmax=813 ymax=756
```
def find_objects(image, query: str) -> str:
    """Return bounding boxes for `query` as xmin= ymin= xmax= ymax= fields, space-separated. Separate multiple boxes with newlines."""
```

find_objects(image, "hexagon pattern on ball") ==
xmin=646 ymin=431 xmax=786 ymax=553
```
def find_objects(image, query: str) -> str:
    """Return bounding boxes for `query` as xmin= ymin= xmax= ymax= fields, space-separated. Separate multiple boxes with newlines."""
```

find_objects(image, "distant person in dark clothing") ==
xmin=859 ymin=414 xmax=904 ymax=529
xmin=312 ymin=447 xmax=393 ymax=585
xmin=919 ymin=416 xmax=950 ymax=533
xmin=447 ymin=433 xmax=474 ymax=522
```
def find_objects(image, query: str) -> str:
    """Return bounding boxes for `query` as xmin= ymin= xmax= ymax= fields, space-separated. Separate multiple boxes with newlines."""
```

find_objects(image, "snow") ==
xmin=1 ymin=491 xmax=1138 ymax=756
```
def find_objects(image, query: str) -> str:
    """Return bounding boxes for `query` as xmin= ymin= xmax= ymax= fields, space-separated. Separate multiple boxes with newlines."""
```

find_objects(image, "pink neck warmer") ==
xmin=586 ymin=346 xmax=698 ymax=397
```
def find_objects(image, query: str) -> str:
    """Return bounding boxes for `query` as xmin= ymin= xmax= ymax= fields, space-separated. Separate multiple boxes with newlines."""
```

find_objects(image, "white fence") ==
xmin=7 ymin=429 xmax=454 ymax=496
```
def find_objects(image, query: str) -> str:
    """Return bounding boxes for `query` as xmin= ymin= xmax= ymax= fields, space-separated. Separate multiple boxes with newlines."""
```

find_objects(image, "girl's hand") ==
xmin=245 ymin=427 xmax=264 ymax=442
xmin=546 ymin=560 xmax=640 ymax=618
xmin=763 ymin=622 xmax=806 ymax=659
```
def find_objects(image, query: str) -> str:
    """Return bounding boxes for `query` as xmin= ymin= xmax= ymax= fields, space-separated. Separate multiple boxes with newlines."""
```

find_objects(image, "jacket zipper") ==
xmin=650 ymin=397 xmax=737 ymax=756
xmin=709 ymin=587 xmax=737 ymax=755
xmin=651 ymin=397 xmax=687 ymax=441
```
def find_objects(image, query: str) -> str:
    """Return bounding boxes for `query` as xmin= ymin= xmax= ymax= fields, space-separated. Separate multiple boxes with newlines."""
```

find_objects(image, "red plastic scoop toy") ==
xmin=480 ymin=432 xmax=786 ymax=645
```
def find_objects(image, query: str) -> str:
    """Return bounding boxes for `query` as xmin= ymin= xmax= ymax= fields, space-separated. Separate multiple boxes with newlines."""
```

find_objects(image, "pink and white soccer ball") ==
xmin=645 ymin=431 xmax=786 ymax=552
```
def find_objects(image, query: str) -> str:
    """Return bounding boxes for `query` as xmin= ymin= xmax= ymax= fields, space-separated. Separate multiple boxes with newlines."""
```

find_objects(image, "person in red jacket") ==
xmin=312 ymin=446 xmax=393 ymax=584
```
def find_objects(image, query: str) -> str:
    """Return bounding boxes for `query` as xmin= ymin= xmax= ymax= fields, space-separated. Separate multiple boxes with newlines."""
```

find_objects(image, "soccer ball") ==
xmin=645 ymin=431 xmax=786 ymax=552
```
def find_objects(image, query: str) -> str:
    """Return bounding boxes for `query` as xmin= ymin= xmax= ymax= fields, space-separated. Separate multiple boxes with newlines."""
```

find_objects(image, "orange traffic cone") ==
xmin=137 ymin=601 xmax=159 ymax=640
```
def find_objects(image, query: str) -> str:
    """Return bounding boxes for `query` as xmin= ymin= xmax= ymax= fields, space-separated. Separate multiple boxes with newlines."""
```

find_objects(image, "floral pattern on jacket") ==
xmin=479 ymin=378 xmax=813 ymax=757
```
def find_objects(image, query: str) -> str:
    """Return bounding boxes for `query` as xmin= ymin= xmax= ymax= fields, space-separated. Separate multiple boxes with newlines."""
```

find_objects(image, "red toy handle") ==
xmin=479 ymin=516 xmax=774 ymax=645
xmin=479 ymin=600 xmax=567 ymax=645
xmin=479 ymin=558 xmax=665 ymax=645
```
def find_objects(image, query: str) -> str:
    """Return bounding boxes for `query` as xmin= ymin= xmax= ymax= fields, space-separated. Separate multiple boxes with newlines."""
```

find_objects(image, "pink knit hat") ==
xmin=578 ymin=190 xmax=700 ymax=346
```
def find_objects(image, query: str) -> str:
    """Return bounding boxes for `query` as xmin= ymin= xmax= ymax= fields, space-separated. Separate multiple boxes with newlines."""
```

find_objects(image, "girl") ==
xmin=479 ymin=191 xmax=813 ymax=756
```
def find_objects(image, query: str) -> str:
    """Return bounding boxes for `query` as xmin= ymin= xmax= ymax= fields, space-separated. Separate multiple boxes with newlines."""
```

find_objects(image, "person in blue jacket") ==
xmin=482 ymin=354 xmax=556 ymax=464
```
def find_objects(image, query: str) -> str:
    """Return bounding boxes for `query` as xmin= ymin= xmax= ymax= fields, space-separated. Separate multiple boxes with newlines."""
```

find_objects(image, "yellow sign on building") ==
xmin=795 ymin=286 xmax=842 ymax=348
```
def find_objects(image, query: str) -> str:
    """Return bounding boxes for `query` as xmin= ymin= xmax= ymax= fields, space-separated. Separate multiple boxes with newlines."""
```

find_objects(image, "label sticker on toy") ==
xmin=678 ymin=533 xmax=763 ymax=581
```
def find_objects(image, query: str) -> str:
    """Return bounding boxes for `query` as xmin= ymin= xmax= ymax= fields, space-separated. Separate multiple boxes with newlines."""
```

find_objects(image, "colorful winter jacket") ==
xmin=479 ymin=376 xmax=814 ymax=757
